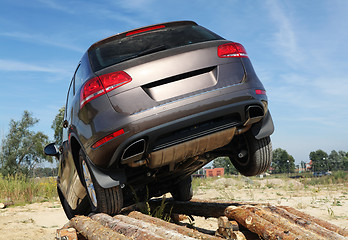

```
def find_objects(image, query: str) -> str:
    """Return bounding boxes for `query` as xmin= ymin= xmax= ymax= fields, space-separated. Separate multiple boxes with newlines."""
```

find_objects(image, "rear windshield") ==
xmin=88 ymin=25 xmax=223 ymax=72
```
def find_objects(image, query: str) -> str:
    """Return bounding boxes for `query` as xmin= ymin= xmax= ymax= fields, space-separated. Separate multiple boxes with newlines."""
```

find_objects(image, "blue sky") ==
xmin=1 ymin=0 xmax=347 ymax=164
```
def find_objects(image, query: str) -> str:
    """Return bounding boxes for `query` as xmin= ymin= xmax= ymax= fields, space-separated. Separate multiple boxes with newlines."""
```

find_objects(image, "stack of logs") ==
xmin=57 ymin=199 xmax=348 ymax=240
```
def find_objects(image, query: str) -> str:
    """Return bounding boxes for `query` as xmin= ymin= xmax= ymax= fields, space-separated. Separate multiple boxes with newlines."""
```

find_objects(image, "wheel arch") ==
xmin=70 ymin=135 xmax=83 ymax=180
xmin=69 ymin=134 xmax=127 ymax=189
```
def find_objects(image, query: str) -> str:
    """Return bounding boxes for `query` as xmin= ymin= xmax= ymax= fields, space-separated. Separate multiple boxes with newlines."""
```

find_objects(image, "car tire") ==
xmin=79 ymin=149 xmax=123 ymax=215
xmin=170 ymin=176 xmax=193 ymax=201
xmin=229 ymin=131 xmax=272 ymax=176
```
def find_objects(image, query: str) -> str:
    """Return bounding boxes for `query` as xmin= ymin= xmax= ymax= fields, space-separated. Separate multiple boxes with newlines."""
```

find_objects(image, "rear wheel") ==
xmin=170 ymin=176 xmax=193 ymax=201
xmin=79 ymin=149 xmax=123 ymax=215
xmin=229 ymin=131 xmax=272 ymax=176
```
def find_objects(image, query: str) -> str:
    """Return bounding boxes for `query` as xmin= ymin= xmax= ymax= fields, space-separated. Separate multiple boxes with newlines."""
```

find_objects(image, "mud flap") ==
xmin=87 ymin=162 xmax=126 ymax=189
xmin=251 ymin=111 xmax=274 ymax=140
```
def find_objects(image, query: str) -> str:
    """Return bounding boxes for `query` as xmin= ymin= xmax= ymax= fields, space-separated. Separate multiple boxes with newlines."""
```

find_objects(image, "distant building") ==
xmin=205 ymin=168 xmax=224 ymax=177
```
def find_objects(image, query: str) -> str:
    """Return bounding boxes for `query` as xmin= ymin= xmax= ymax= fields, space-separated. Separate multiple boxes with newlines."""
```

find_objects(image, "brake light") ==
xmin=80 ymin=71 xmax=132 ymax=108
xmin=92 ymin=129 xmax=125 ymax=149
xmin=126 ymin=25 xmax=165 ymax=36
xmin=255 ymin=89 xmax=266 ymax=95
xmin=218 ymin=42 xmax=248 ymax=58
xmin=100 ymin=71 xmax=132 ymax=93
xmin=80 ymin=77 xmax=105 ymax=108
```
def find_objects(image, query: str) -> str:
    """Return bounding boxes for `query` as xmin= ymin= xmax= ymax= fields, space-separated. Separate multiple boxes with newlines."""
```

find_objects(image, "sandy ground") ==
xmin=0 ymin=201 xmax=67 ymax=240
xmin=0 ymin=177 xmax=347 ymax=239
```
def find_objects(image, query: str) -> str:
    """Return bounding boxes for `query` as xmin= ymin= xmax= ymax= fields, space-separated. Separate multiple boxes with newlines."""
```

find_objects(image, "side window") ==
xmin=63 ymin=78 xmax=74 ymax=142
xmin=66 ymin=78 xmax=74 ymax=121
xmin=74 ymin=62 xmax=87 ymax=92
xmin=65 ymin=63 xmax=81 ymax=118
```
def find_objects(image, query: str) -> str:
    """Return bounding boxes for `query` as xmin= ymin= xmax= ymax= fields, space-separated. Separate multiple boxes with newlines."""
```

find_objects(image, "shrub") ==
xmin=0 ymin=173 xmax=57 ymax=205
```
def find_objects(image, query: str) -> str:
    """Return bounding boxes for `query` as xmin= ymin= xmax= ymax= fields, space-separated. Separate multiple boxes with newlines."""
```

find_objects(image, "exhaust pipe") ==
xmin=121 ymin=139 xmax=146 ymax=166
xmin=244 ymin=105 xmax=264 ymax=126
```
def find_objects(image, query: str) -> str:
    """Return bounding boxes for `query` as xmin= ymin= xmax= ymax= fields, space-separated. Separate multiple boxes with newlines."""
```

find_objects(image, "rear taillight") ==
xmin=80 ymin=77 xmax=105 ymax=108
xmin=80 ymin=71 xmax=132 ymax=108
xmin=218 ymin=42 xmax=248 ymax=58
xmin=100 ymin=71 xmax=132 ymax=93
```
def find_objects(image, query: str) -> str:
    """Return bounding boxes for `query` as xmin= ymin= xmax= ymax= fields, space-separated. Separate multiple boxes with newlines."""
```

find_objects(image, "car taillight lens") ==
xmin=80 ymin=71 xmax=132 ymax=108
xmin=80 ymin=77 xmax=105 ymax=108
xmin=126 ymin=25 xmax=165 ymax=36
xmin=92 ymin=129 xmax=125 ymax=149
xmin=218 ymin=42 xmax=248 ymax=58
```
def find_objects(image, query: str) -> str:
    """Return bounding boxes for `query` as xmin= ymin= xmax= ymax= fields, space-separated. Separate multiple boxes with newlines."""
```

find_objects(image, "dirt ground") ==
xmin=0 ymin=201 xmax=67 ymax=240
xmin=0 ymin=177 xmax=347 ymax=239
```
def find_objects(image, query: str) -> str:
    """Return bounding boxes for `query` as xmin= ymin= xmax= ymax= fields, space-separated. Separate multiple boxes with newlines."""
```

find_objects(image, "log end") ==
xmin=224 ymin=205 xmax=238 ymax=216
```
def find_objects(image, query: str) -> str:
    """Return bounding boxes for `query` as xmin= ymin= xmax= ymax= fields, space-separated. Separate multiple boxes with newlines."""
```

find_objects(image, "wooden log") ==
xmin=64 ymin=215 xmax=131 ymax=240
xmin=266 ymin=205 xmax=347 ymax=240
xmin=242 ymin=205 xmax=324 ymax=240
xmin=217 ymin=216 xmax=239 ymax=231
xmin=114 ymin=214 xmax=202 ymax=240
xmin=127 ymin=211 xmax=222 ymax=240
xmin=224 ymin=206 xmax=298 ymax=240
xmin=56 ymin=228 xmax=78 ymax=240
xmin=230 ymin=231 xmax=247 ymax=240
xmin=91 ymin=213 xmax=165 ymax=240
xmin=216 ymin=216 xmax=245 ymax=240
xmin=148 ymin=198 xmax=259 ymax=218
xmin=279 ymin=206 xmax=348 ymax=237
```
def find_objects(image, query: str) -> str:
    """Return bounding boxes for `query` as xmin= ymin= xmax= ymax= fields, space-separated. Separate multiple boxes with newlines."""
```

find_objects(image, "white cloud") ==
xmin=265 ymin=0 xmax=302 ymax=66
xmin=35 ymin=0 xmax=147 ymax=29
xmin=0 ymin=31 xmax=84 ymax=53
xmin=35 ymin=0 xmax=74 ymax=13
xmin=0 ymin=59 xmax=61 ymax=73
xmin=262 ymin=0 xmax=348 ymax=130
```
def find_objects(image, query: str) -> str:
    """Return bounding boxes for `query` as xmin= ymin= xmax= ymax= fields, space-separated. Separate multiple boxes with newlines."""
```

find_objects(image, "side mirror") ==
xmin=44 ymin=143 xmax=60 ymax=159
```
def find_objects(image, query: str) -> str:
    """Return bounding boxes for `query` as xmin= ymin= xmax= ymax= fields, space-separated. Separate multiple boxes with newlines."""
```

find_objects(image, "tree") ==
xmin=271 ymin=148 xmax=295 ymax=174
xmin=51 ymin=106 xmax=65 ymax=146
xmin=33 ymin=167 xmax=58 ymax=177
xmin=212 ymin=157 xmax=238 ymax=174
xmin=309 ymin=149 xmax=328 ymax=172
xmin=0 ymin=111 xmax=51 ymax=175
xmin=343 ymin=152 xmax=348 ymax=171
xmin=328 ymin=150 xmax=340 ymax=171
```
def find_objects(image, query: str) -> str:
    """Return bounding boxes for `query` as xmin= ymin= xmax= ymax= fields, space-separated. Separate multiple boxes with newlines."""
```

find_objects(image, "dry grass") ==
xmin=0 ymin=174 xmax=57 ymax=205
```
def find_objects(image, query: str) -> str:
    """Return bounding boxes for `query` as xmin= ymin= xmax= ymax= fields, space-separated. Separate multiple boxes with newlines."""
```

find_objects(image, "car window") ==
xmin=74 ymin=64 xmax=83 ymax=92
xmin=88 ymin=25 xmax=223 ymax=71
xmin=74 ymin=59 xmax=90 ymax=92
xmin=66 ymin=78 xmax=74 ymax=120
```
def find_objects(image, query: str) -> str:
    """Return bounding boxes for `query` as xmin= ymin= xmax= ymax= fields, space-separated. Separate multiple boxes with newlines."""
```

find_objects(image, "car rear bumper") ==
xmin=83 ymin=76 xmax=271 ymax=169
xmin=108 ymin=97 xmax=268 ymax=167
